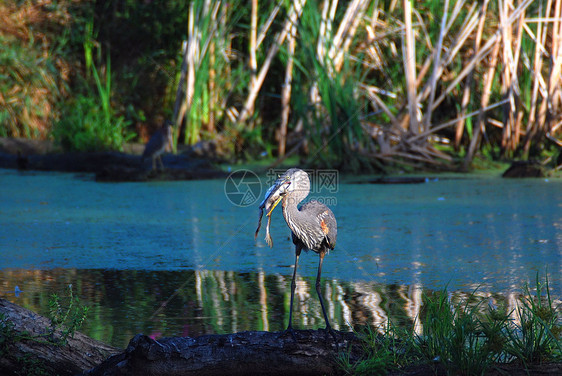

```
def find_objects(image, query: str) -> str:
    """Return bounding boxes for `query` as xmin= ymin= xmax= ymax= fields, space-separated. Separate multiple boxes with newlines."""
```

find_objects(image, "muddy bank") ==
xmin=0 ymin=137 xmax=226 ymax=182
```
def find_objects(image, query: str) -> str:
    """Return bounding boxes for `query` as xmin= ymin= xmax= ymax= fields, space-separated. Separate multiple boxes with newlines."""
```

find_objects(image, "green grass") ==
xmin=504 ymin=275 xmax=562 ymax=364
xmin=50 ymin=18 xmax=136 ymax=152
xmin=338 ymin=321 xmax=417 ymax=375
xmin=415 ymin=289 xmax=506 ymax=375
xmin=51 ymin=51 xmax=134 ymax=152
xmin=47 ymin=284 xmax=90 ymax=346
xmin=0 ymin=284 xmax=89 ymax=375
xmin=339 ymin=274 xmax=562 ymax=375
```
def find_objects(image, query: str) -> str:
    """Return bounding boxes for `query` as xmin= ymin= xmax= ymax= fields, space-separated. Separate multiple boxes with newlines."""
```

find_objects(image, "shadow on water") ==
xmin=0 ymin=169 xmax=561 ymax=348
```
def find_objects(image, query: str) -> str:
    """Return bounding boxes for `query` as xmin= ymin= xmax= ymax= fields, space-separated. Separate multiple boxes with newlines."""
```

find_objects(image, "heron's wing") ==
xmin=322 ymin=209 xmax=337 ymax=249
xmin=300 ymin=201 xmax=337 ymax=249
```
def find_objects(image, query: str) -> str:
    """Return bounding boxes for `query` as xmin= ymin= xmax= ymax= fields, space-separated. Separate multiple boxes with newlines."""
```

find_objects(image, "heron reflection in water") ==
xmin=256 ymin=168 xmax=337 ymax=341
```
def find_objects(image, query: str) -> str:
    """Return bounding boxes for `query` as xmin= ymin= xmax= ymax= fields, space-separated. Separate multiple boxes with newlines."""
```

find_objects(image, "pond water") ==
xmin=0 ymin=168 xmax=560 ymax=348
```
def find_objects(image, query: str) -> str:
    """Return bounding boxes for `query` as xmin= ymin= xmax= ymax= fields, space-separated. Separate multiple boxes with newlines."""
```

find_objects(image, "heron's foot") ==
xmin=321 ymin=325 xmax=339 ymax=348
xmin=282 ymin=326 xmax=298 ymax=343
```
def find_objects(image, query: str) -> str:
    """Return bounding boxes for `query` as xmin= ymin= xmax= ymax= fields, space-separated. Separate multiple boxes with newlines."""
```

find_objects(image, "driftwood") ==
xmin=0 ymin=298 xmax=120 ymax=376
xmin=348 ymin=176 xmax=434 ymax=184
xmin=0 ymin=136 xmax=227 ymax=182
xmin=3 ymin=299 xmax=561 ymax=376
xmin=87 ymin=330 xmax=362 ymax=376
xmin=0 ymin=151 xmax=225 ymax=182
xmin=1 ymin=298 xmax=361 ymax=376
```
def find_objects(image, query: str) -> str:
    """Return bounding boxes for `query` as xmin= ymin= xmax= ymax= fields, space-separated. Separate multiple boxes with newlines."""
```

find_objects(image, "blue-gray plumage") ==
xmin=142 ymin=120 xmax=173 ymax=171
xmin=258 ymin=168 xmax=337 ymax=341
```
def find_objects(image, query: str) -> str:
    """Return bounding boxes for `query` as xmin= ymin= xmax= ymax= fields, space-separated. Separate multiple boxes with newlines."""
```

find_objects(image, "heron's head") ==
xmin=261 ymin=168 xmax=309 ymax=215
xmin=281 ymin=168 xmax=310 ymax=194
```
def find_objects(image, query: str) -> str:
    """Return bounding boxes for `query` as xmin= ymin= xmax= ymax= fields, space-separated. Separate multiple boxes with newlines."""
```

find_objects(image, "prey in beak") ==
xmin=255 ymin=176 xmax=290 ymax=247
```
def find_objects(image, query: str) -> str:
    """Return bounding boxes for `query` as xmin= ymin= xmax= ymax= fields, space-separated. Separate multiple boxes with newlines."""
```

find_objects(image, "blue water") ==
xmin=1 ymin=169 xmax=560 ymax=294
xmin=0 ymin=168 xmax=560 ymax=346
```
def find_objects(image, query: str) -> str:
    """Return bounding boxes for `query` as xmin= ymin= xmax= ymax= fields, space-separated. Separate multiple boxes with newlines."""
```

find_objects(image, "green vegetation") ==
xmin=0 ymin=284 xmax=89 ymax=347
xmin=50 ymin=9 xmax=135 ymax=151
xmin=0 ymin=284 xmax=89 ymax=376
xmin=337 ymin=322 xmax=416 ymax=375
xmin=0 ymin=29 xmax=65 ymax=139
xmin=338 ymin=275 xmax=561 ymax=375
xmin=51 ymin=55 xmax=134 ymax=152
xmin=504 ymin=276 xmax=562 ymax=364
xmin=46 ymin=284 xmax=90 ymax=345
xmin=1 ymin=0 xmax=561 ymax=171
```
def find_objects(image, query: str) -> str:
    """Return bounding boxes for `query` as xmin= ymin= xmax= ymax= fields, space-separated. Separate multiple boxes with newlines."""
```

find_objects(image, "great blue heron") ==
xmin=142 ymin=120 xmax=173 ymax=171
xmin=259 ymin=168 xmax=337 ymax=340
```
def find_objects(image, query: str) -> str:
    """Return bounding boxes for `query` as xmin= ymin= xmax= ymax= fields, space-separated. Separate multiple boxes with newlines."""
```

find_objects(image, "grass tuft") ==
xmin=338 ymin=273 xmax=562 ymax=375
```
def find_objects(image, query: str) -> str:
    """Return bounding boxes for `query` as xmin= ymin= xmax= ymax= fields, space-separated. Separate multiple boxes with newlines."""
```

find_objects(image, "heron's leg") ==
xmin=151 ymin=157 xmax=157 ymax=171
xmin=316 ymin=251 xmax=337 ymax=344
xmin=315 ymin=251 xmax=331 ymax=330
xmin=157 ymin=155 xmax=164 ymax=170
xmin=286 ymin=247 xmax=301 ymax=338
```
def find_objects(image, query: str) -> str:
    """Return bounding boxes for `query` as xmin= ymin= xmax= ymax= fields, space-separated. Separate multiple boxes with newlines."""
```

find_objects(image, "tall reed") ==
xmin=169 ymin=0 xmax=562 ymax=169
xmin=51 ymin=25 xmax=133 ymax=152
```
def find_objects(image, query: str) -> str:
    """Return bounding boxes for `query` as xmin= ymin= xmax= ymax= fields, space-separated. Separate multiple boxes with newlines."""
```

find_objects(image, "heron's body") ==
xmin=284 ymin=200 xmax=337 ymax=253
xmin=257 ymin=168 xmax=337 ymax=341
xmin=142 ymin=121 xmax=173 ymax=171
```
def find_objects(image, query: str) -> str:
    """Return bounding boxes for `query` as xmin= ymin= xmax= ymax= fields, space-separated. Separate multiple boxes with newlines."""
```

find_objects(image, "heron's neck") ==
xmin=282 ymin=189 xmax=307 ymax=233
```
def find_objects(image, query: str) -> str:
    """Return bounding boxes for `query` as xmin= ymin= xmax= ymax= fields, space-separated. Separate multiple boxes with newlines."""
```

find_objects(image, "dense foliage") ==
xmin=1 ymin=0 xmax=561 ymax=171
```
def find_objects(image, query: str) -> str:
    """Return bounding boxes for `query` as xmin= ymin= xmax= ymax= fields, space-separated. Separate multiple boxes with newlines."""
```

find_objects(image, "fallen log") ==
xmin=0 ymin=298 xmax=120 ymax=376
xmin=1 ymin=298 xmax=361 ymax=376
xmin=87 ymin=330 xmax=363 ymax=376
xmin=4 ymin=299 xmax=559 ymax=375
xmin=0 ymin=135 xmax=228 ymax=182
